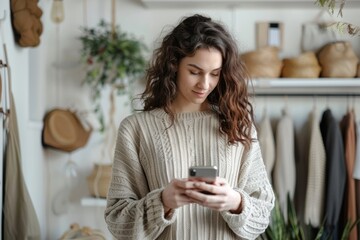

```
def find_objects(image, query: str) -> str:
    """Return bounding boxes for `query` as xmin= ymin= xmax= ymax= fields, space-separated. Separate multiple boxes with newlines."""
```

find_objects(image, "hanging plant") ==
xmin=315 ymin=0 xmax=360 ymax=36
xmin=79 ymin=19 xmax=147 ymax=131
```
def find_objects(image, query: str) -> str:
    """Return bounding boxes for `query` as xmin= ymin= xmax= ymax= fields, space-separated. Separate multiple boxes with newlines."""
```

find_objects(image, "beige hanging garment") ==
xmin=258 ymin=109 xmax=275 ymax=181
xmin=2 ymin=44 xmax=41 ymax=239
xmin=304 ymin=109 xmax=326 ymax=227
xmin=273 ymin=108 xmax=296 ymax=221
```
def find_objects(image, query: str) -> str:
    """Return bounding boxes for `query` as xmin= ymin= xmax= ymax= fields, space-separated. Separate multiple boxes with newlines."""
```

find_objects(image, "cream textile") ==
xmin=304 ymin=109 xmax=326 ymax=227
xmin=105 ymin=109 xmax=275 ymax=240
xmin=273 ymin=108 xmax=296 ymax=221
xmin=258 ymin=110 xmax=275 ymax=181
xmin=4 ymin=93 xmax=41 ymax=239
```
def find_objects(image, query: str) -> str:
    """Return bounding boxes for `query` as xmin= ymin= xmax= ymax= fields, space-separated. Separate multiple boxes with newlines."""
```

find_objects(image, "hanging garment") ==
xmin=2 ymin=57 xmax=41 ymax=239
xmin=304 ymin=109 xmax=326 ymax=227
xmin=258 ymin=110 xmax=275 ymax=181
xmin=273 ymin=108 xmax=296 ymax=220
xmin=3 ymin=92 xmax=41 ymax=239
xmin=354 ymin=121 xmax=360 ymax=179
xmin=354 ymin=121 xmax=360 ymax=240
xmin=320 ymin=109 xmax=346 ymax=239
xmin=339 ymin=110 xmax=358 ymax=240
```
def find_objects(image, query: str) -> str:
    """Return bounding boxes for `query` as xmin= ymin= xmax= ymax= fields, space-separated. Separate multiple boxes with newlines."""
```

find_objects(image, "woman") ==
xmin=104 ymin=14 xmax=275 ymax=240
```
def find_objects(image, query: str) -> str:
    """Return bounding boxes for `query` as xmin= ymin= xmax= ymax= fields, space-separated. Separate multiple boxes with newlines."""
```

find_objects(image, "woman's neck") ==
xmin=170 ymin=101 xmax=210 ymax=114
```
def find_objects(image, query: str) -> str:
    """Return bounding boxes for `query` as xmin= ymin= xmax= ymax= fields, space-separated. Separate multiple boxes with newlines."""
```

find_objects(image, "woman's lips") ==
xmin=193 ymin=91 xmax=207 ymax=97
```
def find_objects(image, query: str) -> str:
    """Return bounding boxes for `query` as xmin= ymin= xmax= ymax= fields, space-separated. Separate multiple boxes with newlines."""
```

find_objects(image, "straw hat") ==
xmin=42 ymin=108 xmax=91 ymax=152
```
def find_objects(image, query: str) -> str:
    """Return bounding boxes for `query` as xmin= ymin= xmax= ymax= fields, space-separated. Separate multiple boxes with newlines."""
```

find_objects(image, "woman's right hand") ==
xmin=161 ymin=178 xmax=196 ymax=212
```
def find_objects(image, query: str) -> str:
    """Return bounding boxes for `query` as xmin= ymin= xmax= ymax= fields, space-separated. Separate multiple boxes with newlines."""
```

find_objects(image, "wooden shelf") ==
xmin=139 ymin=0 xmax=360 ymax=8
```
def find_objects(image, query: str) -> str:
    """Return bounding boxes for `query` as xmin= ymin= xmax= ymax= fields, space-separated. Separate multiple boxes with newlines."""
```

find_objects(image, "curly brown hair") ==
xmin=141 ymin=14 xmax=254 ymax=149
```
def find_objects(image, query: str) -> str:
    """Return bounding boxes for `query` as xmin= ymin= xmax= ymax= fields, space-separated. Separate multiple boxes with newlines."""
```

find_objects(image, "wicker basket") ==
xmin=241 ymin=46 xmax=283 ymax=78
xmin=318 ymin=41 xmax=359 ymax=78
xmin=241 ymin=46 xmax=280 ymax=63
xmin=87 ymin=163 xmax=112 ymax=198
xmin=282 ymin=65 xmax=322 ymax=78
xmin=283 ymin=52 xmax=318 ymax=66
xmin=60 ymin=223 xmax=106 ymax=240
xmin=281 ymin=52 xmax=321 ymax=78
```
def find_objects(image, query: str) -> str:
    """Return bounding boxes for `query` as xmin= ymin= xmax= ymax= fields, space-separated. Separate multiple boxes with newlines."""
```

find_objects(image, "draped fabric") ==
xmin=262 ymin=106 xmax=360 ymax=238
xmin=354 ymin=121 xmax=360 ymax=180
xmin=3 ymin=92 xmax=41 ymax=240
xmin=340 ymin=110 xmax=358 ymax=240
xmin=354 ymin=121 xmax=360 ymax=239
xmin=258 ymin=110 xmax=275 ymax=182
xmin=304 ymin=109 xmax=326 ymax=227
xmin=320 ymin=109 xmax=346 ymax=239
xmin=273 ymin=108 xmax=296 ymax=221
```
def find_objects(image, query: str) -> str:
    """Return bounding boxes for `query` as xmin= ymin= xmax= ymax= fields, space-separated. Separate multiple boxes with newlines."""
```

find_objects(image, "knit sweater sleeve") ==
xmin=221 ymin=127 xmax=275 ymax=239
xmin=104 ymin=117 xmax=176 ymax=239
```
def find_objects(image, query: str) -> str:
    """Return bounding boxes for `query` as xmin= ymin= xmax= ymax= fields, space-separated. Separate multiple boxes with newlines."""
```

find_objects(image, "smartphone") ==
xmin=188 ymin=166 xmax=218 ymax=184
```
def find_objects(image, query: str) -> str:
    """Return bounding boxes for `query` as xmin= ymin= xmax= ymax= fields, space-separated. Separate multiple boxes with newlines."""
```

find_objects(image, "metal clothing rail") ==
xmin=252 ymin=92 xmax=360 ymax=97
xmin=250 ymin=78 xmax=360 ymax=97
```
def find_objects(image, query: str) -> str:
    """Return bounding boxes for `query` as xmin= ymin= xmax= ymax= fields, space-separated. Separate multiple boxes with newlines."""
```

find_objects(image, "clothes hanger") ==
xmin=262 ymin=96 xmax=268 ymax=119
xmin=312 ymin=95 xmax=318 ymax=112
xmin=281 ymin=95 xmax=289 ymax=116
xmin=326 ymin=96 xmax=330 ymax=110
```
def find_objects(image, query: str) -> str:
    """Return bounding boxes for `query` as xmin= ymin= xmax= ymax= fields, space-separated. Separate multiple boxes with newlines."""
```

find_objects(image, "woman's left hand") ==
xmin=185 ymin=177 xmax=242 ymax=213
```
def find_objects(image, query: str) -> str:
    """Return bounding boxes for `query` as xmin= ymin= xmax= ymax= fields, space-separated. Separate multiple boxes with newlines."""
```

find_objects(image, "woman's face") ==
xmin=172 ymin=47 xmax=222 ymax=113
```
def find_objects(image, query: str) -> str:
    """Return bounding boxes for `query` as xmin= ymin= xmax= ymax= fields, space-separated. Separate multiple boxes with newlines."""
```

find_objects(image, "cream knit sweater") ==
xmin=104 ymin=109 xmax=274 ymax=240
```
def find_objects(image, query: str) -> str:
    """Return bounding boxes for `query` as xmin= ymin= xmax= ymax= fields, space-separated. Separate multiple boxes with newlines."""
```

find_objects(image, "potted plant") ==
xmin=79 ymin=19 xmax=147 ymax=131
xmin=262 ymin=194 xmax=360 ymax=240
xmin=79 ymin=20 xmax=147 ymax=197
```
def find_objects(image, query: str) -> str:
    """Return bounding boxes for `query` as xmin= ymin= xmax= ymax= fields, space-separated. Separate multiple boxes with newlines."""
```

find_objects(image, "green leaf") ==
xmin=78 ymin=19 xmax=148 ymax=126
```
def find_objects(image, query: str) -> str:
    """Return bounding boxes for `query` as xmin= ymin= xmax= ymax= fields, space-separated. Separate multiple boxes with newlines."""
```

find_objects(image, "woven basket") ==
xmin=241 ymin=46 xmax=283 ymax=78
xmin=87 ymin=163 xmax=112 ymax=198
xmin=241 ymin=46 xmax=280 ymax=63
xmin=282 ymin=65 xmax=322 ymax=78
xmin=283 ymin=52 xmax=319 ymax=67
xmin=245 ymin=62 xmax=283 ymax=78
xmin=281 ymin=52 xmax=321 ymax=78
xmin=318 ymin=41 xmax=359 ymax=78
xmin=60 ymin=223 xmax=106 ymax=240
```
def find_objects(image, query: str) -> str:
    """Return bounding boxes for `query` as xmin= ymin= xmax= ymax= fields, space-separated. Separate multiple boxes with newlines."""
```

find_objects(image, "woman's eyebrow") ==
xmin=187 ymin=63 xmax=222 ymax=71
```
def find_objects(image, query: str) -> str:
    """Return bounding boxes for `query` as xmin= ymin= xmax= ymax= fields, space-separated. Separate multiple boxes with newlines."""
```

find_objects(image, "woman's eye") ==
xmin=211 ymin=72 xmax=220 ymax=77
xmin=190 ymin=71 xmax=200 ymax=75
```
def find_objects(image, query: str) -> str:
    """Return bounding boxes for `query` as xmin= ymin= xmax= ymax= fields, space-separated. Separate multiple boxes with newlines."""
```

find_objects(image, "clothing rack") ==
xmin=253 ymin=93 xmax=360 ymax=97
xmin=250 ymin=78 xmax=360 ymax=97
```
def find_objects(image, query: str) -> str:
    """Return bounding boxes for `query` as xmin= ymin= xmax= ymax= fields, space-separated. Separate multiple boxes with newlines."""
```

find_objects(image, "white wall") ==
xmin=0 ymin=0 xmax=357 ymax=239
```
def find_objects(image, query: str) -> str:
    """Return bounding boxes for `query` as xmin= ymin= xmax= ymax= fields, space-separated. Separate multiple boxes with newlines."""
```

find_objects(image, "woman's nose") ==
xmin=197 ymin=74 xmax=210 ymax=89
